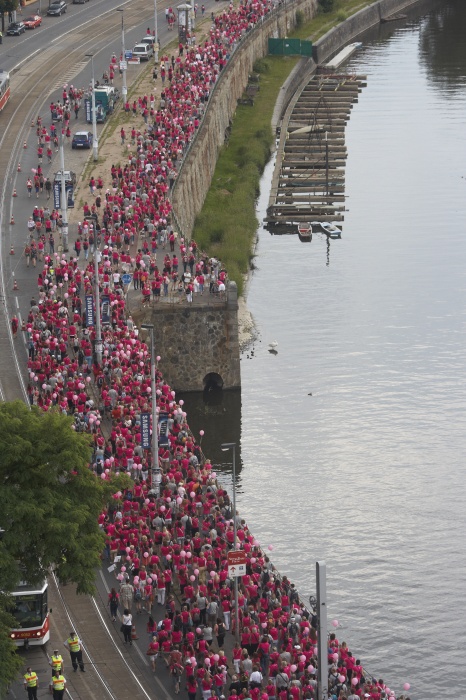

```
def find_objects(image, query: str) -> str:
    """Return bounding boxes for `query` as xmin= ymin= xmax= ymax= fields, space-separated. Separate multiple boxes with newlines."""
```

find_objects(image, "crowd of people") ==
xmin=16 ymin=1 xmax=410 ymax=699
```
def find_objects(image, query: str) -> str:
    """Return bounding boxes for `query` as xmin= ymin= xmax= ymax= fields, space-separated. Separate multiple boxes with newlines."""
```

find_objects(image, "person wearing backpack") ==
xmin=108 ymin=588 xmax=119 ymax=621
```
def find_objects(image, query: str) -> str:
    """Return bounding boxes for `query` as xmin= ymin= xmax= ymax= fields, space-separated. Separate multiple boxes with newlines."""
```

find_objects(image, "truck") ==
xmin=94 ymin=86 xmax=120 ymax=115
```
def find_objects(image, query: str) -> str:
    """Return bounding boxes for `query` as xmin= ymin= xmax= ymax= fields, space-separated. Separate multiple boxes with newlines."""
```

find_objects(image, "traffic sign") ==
xmin=227 ymin=550 xmax=246 ymax=578
xmin=127 ymin=57 xmax=140 ymax=65
xmin=124 ymin=50 xmax=132 ymax=59
xmin=122 ymin=274 xmax=132 ymax=285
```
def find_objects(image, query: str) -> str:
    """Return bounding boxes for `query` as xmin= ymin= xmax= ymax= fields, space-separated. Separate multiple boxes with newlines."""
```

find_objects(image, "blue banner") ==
xmin=85 ymin=295 xmax=95 ymax=328
xmin=141 ymin=413 xmax=151 ymax=449
xmin=53 ymin=181 xmax=61 ymax=209
xmin=101 ymin=295 xmax=110 ymax=324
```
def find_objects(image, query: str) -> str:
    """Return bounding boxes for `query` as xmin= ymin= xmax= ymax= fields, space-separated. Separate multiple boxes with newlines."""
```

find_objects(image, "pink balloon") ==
xmin=190 ymin=575 xmax=196 ymax=582
xmin=190 ymin=491 xmax=196 ymax=498
xmin=166 ymin=554 xmax=172 ymax=560
xmin=250 ymin=557 xmax=256 ymax=564
xmin=213 ymin=654 xmax=219 ymax=662
xmin=331 ymin=619 xmax=339 ymax=628
xmin=210 ymin=571 xmax=216 ymax=578
xmin=199 ymin=430 xmax=204 ymax=436
xmin=307 ymin=665 xmax=315 ymax=674
xmin=332 ymin=653 xmax=338 ymax=662
xmin=190 ymin=656 xmax=196 ymax=665
xmin=338 ymin=675 xmax=345 ymax=683
xmin=186 ymin=552 xmax=192 ymax=558
xmin=403 ymin=684 xmax=410 ymax=691
xmin=267 ymin=545 xmax=274 ymax=551
xmin=117 ymin=574 xmax=123 ymax=581
xmin=194 ymin=569 xmax=199 ymax=576
xmin=145 ymin=498 xmax=150 ymax=504
xmin=205 ymin=658 xmax=211 ymax=665
xmin=121 ymin=566 xmax=126 ymax=572
xmin=160 ymin=505 xmax=166 ymax=512
xmin=261 ymin=622 xmax=267 ymax=629
xmin=290 ymin=665 xmax=297 ymax=673
xmin=299 ymin=655 xmax=306 ymax=663
xmin=351 ymin=678 xmax=358 ymax=686
xmin=100 ymin=473 xmax=106 ymax=479
xmin=196 ymin=628 xmax=202 ymax=635
xmin=133 ymin=577 xmax=139 ymax=583
xmin=176 ymin=497 xmax=182 ymax=504
xmin=144 ymin=552 xmax=149 ymax=558
xmin=180 ymin=551 xmax=186 ymax=558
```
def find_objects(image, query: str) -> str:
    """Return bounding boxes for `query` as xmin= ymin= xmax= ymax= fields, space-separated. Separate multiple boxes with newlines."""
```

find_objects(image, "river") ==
xmin=180 ymin=1 xmax=466 ymax=697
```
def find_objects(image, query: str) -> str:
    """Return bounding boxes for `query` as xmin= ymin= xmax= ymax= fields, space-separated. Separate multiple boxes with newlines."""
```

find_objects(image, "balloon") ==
xmin=176 ymin=497 xmax=182 ymax=504
xmin=250 ymin=557 xmax=256 ymax=564
xmin=133 ymin=577 xmax=139 ymax=584
xmin=210 ymin=571 xmax=216 ymax=578
xmin=290 ymin=665 xmax=297 ymax=673
xmin=213 ymin=654 xmax=219 ymax=662
xmin=186 ymin=552 xmax=192 ymax=558
xmin=308 ymin=665 xmax=315 ymax=674
xmin=100 ymin=473 xmax=106 ymax=479
xmin=267 ymin=545 xmax=274 ymax=551
xmin=196 ymin=628 xmax=202 ymax=635
xmin=331 ymin=619 xmax=339 ymax=628
xmin=180 ymin=551 xmax=186 ymax=558
xmin=166 ymin=554 xmax=172 ymax=560
xmin=190 ymin=575 xmax=196 ymax=582
xmin=300 ymin=655 xmax=306 ymax=663
xmin=403 ymin=684 xmax=411 ymax=691
xmin=199 ymin=430 xmax=204 ymax=436
xmin=190 ymin=491 xmax=196 ymax=498
xmin=332 ymin=653 xmax=338 ymax=662
xmin=205 ymin=658 xmax=211 ymax=665
xmin=190 ymin=656 xmax=196 ymax=665
xmin=160 ymin=505 xmax=166 ymax=512
xmin=351 ymin=678 xmax=358 ymax=686
xmin=121 ymin=566 xmax=126 ymax=572
xmin=117 ymin=574 xmax=123 ymax=581
xmin=179 ymin=399 xmax=184 ymax=406
xmin=338 ymin=675 xmax=345 ymax=683
xmin=156 ymin=355 xmax=161 ymax=362
xmin=261 ymin=622 xmax=267 ymax=629
xmin=194 ymin=569 xmax=199 ymax=576
xmin=145 ymin=498 xmax=150 ymax=505
xmin=144 ymin=552 xmax=149 ymax=558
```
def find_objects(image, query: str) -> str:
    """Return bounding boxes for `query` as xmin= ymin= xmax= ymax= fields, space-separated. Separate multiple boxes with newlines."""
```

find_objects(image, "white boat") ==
xmin=320 ymin=221 xmax=342 ymax=239
xmin=297 ymin=223 xmax=312 ymax=241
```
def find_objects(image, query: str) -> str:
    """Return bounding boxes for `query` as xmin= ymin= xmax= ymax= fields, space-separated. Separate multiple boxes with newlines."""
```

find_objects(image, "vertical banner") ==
xmin=53 ymin=181 xmax=61 ymax=210
xmin=141 ymin=413 xmax=151 ymax=449
xmin=85 ymin=295 xmax=95 ymax=328
xmin=101 ymin=295 xmax=110 ymax=324
xmin=85 ymin=98 xmax=91 ymax=123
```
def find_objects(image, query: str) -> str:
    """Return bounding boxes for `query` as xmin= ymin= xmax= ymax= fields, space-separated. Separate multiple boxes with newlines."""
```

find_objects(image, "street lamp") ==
xmin=221 ymin=442 xmax=239 ymax=641
xmin=141 ymin=324 xmax=160 ymax=496
xmin=59 ymin=133 xmax=69 ymax=252
xmin=116 ymin=9 xmax=127 ymax=101
xmin=154 ymin=0 xmax=159 ymax=63
xmin=85 ymin=53 xmax=98 ymax=162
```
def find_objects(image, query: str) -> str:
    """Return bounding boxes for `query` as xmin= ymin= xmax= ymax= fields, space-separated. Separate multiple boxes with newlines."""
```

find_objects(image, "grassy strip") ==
xmin=192 ymin=0 xmax=374 ymax=296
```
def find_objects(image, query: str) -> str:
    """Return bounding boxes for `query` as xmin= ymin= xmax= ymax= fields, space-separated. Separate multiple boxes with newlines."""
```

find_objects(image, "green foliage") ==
xmin=295 ymin=10 xmax=304 ymax=28
xmin=193 ymin=56 xmax=296 ymax=295
xmin=336 ymin=10 xmax=347 ymax=22
xmin=0 ymin=0 xmax=19 ymax=13
xmin=0 ymin=401 xmax=132 ymax=692
xmin=318 ymin=0 xmax=336 ymax=12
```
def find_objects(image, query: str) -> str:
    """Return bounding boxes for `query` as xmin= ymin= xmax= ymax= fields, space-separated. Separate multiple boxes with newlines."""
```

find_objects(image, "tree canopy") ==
xmin=0 ymin=400 xmax=129 ymax=692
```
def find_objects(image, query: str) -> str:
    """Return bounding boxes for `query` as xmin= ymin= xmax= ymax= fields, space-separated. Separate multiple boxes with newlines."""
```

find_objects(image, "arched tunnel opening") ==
xmin=203 ymin=372 xmax=224 ymax=391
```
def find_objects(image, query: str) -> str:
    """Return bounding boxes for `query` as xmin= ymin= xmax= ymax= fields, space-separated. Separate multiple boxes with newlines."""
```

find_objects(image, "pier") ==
xmin=266 ymin=72 xmax=366 ymax=231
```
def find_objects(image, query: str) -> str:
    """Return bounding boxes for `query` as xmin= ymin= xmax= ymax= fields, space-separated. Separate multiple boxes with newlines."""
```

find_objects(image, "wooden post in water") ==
xmin=317 ymin=561 xmax=328 ymax=700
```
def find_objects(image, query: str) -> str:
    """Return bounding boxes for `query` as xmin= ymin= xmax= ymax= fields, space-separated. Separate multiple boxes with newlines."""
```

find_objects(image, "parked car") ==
xmin=7 ymin=21 xmax=26 ymax=35
xmin=73 ymin=0 xmax=89 ymax=4
xmin=47 ymin=1 xmax=67 ymax=16
xmin=132 ymin=43 xmax=154 ymax=61
xmin=23 ymin=15 xmax=42 ymax=29
xmin=71 ymin=131 xmax=93 ymax=149
xmin=139 ymin=36 xmax=155 ymax=47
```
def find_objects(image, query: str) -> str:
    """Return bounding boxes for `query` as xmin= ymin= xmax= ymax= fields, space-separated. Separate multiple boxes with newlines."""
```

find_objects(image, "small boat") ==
xmin=320 ymin=222 xmax=342 ymax=239
xmin=297 ymin=223 xmax=312 ymax=242
xmin=380 ymin=13 xmax=407 ymax=23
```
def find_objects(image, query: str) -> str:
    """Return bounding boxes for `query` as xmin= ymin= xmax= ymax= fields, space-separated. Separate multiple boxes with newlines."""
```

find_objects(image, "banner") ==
xmin=141 ymin=413 xmax=151 ymax=449
xmin=53 ymin=181 xmax=61 ymax=210
xmin=85 ymin=295 xmax=95 ymax=328
xmin=85 ymin=98 xmax=91 ymax=123
xmin=101 ymin=295 xmax=110 ymax=324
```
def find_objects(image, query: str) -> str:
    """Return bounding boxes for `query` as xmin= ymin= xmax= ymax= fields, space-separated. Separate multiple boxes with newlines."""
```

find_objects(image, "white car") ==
xmin=132 ymin=43 xmax=154 ymax=61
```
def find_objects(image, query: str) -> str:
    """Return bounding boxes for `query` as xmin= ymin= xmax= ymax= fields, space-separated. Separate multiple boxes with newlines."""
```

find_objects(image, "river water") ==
xmin=181 ymin=1 xmax=466 ymax=697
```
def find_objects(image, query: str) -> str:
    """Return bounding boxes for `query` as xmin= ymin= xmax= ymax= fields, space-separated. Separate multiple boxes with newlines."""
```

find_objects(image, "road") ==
xmin=0 ymin=0 xmax=223 ymax=401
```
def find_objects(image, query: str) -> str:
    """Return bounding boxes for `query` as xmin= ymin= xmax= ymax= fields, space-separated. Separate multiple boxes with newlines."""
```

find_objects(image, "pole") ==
xmin=93 ymin=241 xmax=102 ymax=365
xmin=142 ymin=324 xmax=160 ymax=496
xmin=221 ymin=442 xmax=239 ymax=641
xmin=59 ymin=135 xmax=68 ymax=253
xmin=154 ymin=0 xmax=159 ymax=63
xmin=316 ymin=561 xmax=328 ymax=700
xmin=90 ymin=55 xmax=98 ymax=162
xmin=121 ymin=13 xmax=127 ymax=101
xmin=232 ymin=443 xmax=239 ymax=642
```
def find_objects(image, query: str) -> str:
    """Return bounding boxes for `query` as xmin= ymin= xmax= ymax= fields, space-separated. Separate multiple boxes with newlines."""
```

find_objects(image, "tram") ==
xmin=0 ymin=70 xmax=11 ymax=112
xmin=10 ymin=579 xmax=50 ymax=646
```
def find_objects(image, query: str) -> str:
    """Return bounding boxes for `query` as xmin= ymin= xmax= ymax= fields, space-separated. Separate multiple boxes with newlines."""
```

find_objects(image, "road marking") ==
xmin=15 ymin=296 xmax=19 ymax=308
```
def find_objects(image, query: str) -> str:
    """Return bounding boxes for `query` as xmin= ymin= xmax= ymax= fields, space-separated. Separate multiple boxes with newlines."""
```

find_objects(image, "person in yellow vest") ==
xmin=49 ymin=670 xmax=67 ymax=700
xmin=49 ymin=649 xmax=64 ymax=675
xmin=63 ymin=631 xmax=85 ymax=672
xmin=23 ymin=667 xmax=38 ymax=700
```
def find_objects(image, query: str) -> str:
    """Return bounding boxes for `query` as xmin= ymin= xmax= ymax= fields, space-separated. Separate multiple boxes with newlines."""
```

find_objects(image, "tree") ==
xmin=0 ymin=401 xmax=129 ymax=691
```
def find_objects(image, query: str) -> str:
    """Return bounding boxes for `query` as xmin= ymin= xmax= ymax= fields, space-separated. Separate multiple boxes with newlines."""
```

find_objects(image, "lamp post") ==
xmin=85 ymin=53 xmax=98 ymax=162
xmin=116 ymin=9 xmax=127 ymax=101
xmin=93 ymin=234 xmax=103 ymax=366
xmin=154 ymin=0 xmax=159 ymax=63
xmin=59 ymin=133 xmax=69 ymax=252
xmin=221 ymin=442 xmax=239 ymax=641
xmin=141 ymin=324 xmax=160 ymax=496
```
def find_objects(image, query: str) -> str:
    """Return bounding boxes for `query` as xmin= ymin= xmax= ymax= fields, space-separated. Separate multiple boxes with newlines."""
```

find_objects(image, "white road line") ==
xmin=15 ymin=296 xmax=19 ymax=308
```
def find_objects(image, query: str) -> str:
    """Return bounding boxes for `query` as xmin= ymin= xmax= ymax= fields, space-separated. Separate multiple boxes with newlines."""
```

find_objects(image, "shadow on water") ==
xmin=177 ymin=388 xmax=243 ymax=484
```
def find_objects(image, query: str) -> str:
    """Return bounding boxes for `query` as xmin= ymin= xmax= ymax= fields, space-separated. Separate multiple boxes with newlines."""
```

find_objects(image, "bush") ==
xmin=336 ymin=10 xmax=346 ymax=21
xmin=319 ymin=0 xmax=335 ymax=12
xmin=253 ymin=58 xmax=270 ymax=74
xmin=295 ymin=10 xmax=304 ymax=28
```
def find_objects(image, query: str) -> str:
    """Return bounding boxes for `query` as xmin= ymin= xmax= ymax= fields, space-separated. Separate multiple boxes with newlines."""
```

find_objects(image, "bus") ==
xmin=10 ymin=580 xmax=50 ymax=646
xmin=0 ymin=70 xmax=10 ymax=112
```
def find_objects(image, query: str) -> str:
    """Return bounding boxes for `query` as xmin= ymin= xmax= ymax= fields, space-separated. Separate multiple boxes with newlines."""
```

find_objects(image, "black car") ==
xmin=47 ymin=1 xmax=67 ymax=16
xmin=7 ymin=21 xmax=26 ymax=35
